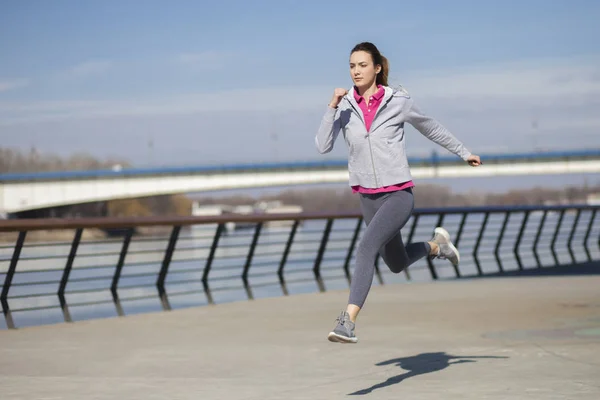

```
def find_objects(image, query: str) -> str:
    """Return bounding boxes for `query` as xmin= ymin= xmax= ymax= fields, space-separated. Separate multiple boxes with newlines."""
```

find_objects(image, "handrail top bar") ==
xmin=1 ymin=148 xmax=599 ymax=182
xmin=0 ymin=204 xmax=596 ymax=232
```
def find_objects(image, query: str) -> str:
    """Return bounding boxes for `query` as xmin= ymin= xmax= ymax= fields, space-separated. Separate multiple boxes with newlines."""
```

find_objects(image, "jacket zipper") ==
xmin=346 ymin=94 xmax=393 ymax=188
xmin=367 ymin=98 xmax=392 ymax=187
xmin=346 ymin=99 xmax=379 ymax=186
xmin=366 ymin=135 xmax=379 ymax=187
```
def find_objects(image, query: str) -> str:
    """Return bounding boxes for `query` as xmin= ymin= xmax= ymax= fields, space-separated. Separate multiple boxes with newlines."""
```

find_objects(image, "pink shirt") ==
xmin=351 ymin=85 xmax=414 ymax=194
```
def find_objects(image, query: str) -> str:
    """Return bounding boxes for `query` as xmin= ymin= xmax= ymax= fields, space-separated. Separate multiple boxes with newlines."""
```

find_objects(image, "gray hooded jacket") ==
xmin=315 ymin=85 xmax=472 ymax=188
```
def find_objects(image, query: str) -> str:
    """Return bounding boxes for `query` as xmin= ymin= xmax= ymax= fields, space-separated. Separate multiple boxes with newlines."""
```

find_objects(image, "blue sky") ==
xmin=1 ymin=0 xmax=599 ymax=189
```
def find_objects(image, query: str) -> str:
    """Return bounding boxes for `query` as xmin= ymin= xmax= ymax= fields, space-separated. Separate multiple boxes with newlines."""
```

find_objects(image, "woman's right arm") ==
xmin=315 ymin=106 xmax=342 ymax=154
xmin=315 ymin=88 xmax=348 ymax=154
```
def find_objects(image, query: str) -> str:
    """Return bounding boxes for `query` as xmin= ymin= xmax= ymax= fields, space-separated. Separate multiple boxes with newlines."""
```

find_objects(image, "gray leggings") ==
xmin=348 ymin=188 xmax=431 ymax=308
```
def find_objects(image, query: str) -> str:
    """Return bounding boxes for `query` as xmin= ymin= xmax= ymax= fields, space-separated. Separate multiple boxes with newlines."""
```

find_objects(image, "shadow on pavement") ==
xmin=348 ymin=352 xmax=509 ymax=396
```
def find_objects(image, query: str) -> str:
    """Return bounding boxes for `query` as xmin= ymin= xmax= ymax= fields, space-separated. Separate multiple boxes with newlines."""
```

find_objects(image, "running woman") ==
xmin=315 ymin=42 xmax=482 ymax=343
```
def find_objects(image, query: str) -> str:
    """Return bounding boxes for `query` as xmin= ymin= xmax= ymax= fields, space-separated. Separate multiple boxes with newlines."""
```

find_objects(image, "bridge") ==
xmin=0 ymin=203 xmax=599 ymax=398
xmin=1 ymin=148 xmax=599 ymax=215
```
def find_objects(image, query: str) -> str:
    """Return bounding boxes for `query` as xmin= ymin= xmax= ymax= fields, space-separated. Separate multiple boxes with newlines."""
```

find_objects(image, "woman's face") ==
xmin=349 ymin=51 xmax=381 ymax=90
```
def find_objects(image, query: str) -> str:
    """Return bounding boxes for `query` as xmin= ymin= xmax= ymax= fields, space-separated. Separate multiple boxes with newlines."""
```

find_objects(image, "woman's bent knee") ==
xmin=381 ymin=254 xmax=409 ymax=274
xmin=388 ymin=263 xmax=408 ymax=274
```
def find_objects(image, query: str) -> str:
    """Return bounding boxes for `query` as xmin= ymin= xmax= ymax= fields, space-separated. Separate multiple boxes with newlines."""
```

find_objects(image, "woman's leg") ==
xmin=329 ymin=190 xmax=416 ymax=343
xmin=359 ymin=189 xmax=434 ymax=274
xmin=328 ymin=190 xmax=460 ymax=343
xmin=347 ymin=189 xmax=420 ymax=310
xmin=379 ymin=233 xmax=430 ymax=274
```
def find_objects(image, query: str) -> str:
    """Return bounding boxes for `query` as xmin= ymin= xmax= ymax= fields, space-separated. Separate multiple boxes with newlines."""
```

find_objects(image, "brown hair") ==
xmin=351 ymin=42 xmax=389 ymax=86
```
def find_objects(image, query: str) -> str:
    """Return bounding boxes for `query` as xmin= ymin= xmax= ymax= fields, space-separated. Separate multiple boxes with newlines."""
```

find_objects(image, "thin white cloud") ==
xmin=175 ymin=51 xmax=231 ymax=69
xmin=0 ymin=55 xmax=598 ymax=128
xmin=395 ymin=55 xmax=600 ymax=101
xmin=0 ymin=85 xmax=330 ymax=124
xmin=66 ymin=60 xmax=113 ymax=78
xmin=0 ymin=78 xmax=29 ymax=92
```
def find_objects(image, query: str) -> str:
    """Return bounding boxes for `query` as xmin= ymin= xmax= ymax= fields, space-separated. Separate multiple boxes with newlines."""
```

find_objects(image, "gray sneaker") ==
xmin=431 ymin=227 xmax=460 ymax=266
xmin=327 ymin=311 xmax=358 ymax=343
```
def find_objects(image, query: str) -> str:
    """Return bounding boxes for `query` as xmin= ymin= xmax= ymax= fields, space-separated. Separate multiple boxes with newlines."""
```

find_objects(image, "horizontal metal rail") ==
xmin=0 ymin=204 xmax=598 ymax=329
xmin=1 ymin=204 xmax=598 ymax=231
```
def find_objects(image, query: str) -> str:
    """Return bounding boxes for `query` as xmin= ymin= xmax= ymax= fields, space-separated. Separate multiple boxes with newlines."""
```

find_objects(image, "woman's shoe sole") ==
xmin=327 ymin=332 xmax=358 ymax=343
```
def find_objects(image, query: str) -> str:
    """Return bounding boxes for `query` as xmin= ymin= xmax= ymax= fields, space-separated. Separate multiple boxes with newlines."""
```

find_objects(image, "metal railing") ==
xmin=0 ymin=204 xmax=598 ymax=329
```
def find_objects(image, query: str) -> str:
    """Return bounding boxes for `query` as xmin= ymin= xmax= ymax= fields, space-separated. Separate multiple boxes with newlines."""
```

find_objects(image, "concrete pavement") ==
xmin=1 ymin=274 xmax=599 ymax=399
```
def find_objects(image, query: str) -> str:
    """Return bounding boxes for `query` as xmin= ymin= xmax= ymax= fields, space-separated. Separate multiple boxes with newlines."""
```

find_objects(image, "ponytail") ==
xmin=377 ymin=55 xmax=389 ymax=87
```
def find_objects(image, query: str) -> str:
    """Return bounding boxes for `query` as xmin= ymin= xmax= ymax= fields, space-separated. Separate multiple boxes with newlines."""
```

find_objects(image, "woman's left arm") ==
xmin=405 ymin=99 xmax=473 ymax=162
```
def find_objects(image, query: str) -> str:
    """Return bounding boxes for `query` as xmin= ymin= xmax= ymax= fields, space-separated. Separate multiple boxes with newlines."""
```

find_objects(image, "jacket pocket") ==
xmin=385 ymin=137 xmax=401 ymax=158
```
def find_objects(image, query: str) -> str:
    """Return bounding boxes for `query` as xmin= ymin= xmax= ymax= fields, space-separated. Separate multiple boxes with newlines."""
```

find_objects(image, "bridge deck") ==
xmin=1 ymin=274 xmax=599 ymax=399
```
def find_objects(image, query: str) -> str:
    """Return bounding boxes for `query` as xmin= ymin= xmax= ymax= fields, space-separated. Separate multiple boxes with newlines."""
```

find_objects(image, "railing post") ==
xmin=313 ymin=218 xmax=333 ymax=292
xmin=532 ymin=210 xmax=548 ymax=268
xmin=156 ymin=225 xmax=181 ymax=311
xmin=583 ymin=209 xmax=596 ymax=262
xmin=494 ymin=212 xmax=510 ymax=273
xmin=454 ymin=212 xmax=467 ymax=249
xmin=473 ymin=212 xmax=489 ymax=276
xmin=202 ymin=223 xmax=225 ymax=305
xmin=343 ymin=218 xmax=363 ymax=283
xmin=110 ymin=228 xmax=134 ymax=316
xmin=513 ymin=211 xmax=530 ymax=270
xmin=58 ymin=228 xmax=83 ymax=323
xmin=111 ymin=228 xmax=134 ymax=293
xmin=242 ymin=222 xmax=263 ymax=300
xmin=447 ymin=212 xmax=462 ymax=278
xmin=567 ymin=209 xmax=581 ymax=264
xmin=1 ymin=230 xmax=27 ymax=329
xmin=550 ymin=210 xmax=565 ymax=266
xmin=278 ymin=220 xmax=299 ymax=296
